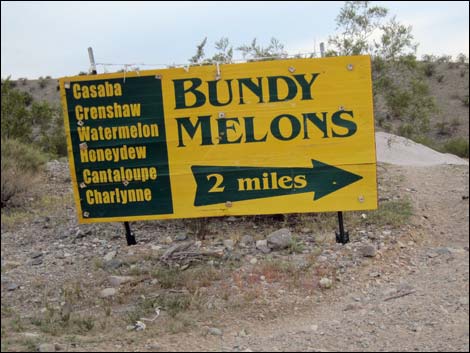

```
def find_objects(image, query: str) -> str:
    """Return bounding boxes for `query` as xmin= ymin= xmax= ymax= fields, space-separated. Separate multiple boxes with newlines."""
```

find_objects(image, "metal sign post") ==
xmin=335 ymin=211 xmax=349 ymax=244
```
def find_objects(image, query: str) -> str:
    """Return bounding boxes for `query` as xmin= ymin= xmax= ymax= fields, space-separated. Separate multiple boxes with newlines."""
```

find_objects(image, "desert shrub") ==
xmin=423 ymin=62 xmax=435 ymax=77
xmin=1 ymin=78 xmax=33 ymax=141
xmin=461 ymin=95 xmax=469 ymax=107
xmin=38 ymin=77 xmax=47 ymax=88
xmin=397 ymin=123 xmax=414 ymax=138
xmin=435 ymin=121 xmax=452 ymax=136
xmin=436 ymin=55 xmax=452 ymax=63
xmin=1 ymin=138 xmax=47 ymax=207
xmin=457 ymin=53 xmax=468 ymax=64
xmin=39 ymin=114 xmax=68 ymax=157
xmin=442 ymin=138 xmax=469 ymax=158
xmin=33 ymin=102 xmax=67 ymax=158
xmin=31 ymin=101 xmax=53 ymax=130
xmin=385 ymin=86 xmax=412 ymax=118
xmin=421 ymin=54 xmax=436 ymax=62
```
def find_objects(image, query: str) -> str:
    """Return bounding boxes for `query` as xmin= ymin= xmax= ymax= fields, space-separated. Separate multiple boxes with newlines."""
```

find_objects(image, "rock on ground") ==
xmin=267 ymin=228 xmax=292 ymax=250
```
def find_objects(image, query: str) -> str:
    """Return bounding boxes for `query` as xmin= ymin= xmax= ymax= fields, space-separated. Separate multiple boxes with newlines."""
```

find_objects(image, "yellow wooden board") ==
xmin=59 ymin=55 xmax=377 ymax=223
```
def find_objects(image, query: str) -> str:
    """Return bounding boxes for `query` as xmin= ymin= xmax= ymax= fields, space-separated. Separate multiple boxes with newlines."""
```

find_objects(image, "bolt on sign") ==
xmin=59 ymin=56 xmax=377 ymax=223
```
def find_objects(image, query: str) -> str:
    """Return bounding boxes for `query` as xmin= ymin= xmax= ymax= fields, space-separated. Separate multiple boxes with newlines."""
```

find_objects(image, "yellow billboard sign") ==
xmin=59 ymin=56 xmax=377 ymax=223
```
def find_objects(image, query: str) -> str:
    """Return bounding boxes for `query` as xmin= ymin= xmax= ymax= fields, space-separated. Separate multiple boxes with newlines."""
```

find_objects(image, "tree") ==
xmin=328 ymin=1 xmax=435 ymax=139
xmin=189 ymin=37 xmax=208 ymax=65
xmin=188 ymin=37 xmax=286 ymax=65
xmin=212 ymin=37 xmax=233 ymax=64
xmin=237 ymin=37 xmax=287 ymax=61
xmin=328 ymin=1 xmax=388 ymax=56
xmin=374 ymin=17 xmax=417 ymax=60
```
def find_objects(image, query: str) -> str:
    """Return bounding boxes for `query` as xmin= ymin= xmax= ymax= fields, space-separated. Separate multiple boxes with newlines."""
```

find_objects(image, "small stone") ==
xmin=369 ymin=272 xmax=381 ymax=277
xmin=164 ymin=236 xmax=173 ymax=244
xmin=109 ymin=276 xmax=134 ymax=287
xmin=100 ymin=288 xmax=117 ymax=298
xmin=255 ymin=239 xmax=271 ymax=254
xmin=31 ymin=252 xmax=43 ymax=259
xmin=38 ymin=343 xmax=56 ymax=352
xmin=239 ymin=328 xmax=248 ymax=337
xmin=382 ymin=230 xmax=392 ymax=236
xmin=148 ymin=342 xmax=160 ymax=350
xmin=319 ymin=277 xmax=332 ymax=289
xmin=435 ymin=247 xmax=451 ymax=255
xmin=104 ymin=259 xmax=122 ymax=271
xmin=2 ymin=261 xmax=21 ymax=270
xmin=360 ymin=245 xmax=377 ymax=257
xmin=230 ymin=252 xmax=242 ymax=261
xmin=223 ymin=239 xmax=235 ymax=251
xmin=126 ymin=325 xmax=136 ymax=331
xmin=301 ymin=227 xmax=311 ymax=233
xmin=208 ymin=327 xmax=223 ymax=336
xmin=103 ymin=251 xmax=117 ymax=262
xmin=249 ymin=258 xmax=258 ymax=265
xmin=6 ymin=283 xmax=19 ymax=291
xmin=310 ymin=324 xmax=318 ymax=332
xmin=226 ymin=216 xmax=237 ymax=222
xmin=344 ymin=303 xmax=360 ymax=311
xmin=267 ymin=228 xmax=292 ymax=250
xmin=21 ymin=332 xmax=40 ymax=338
xmin=31 ymin=258 xmax=43 ymax=266
xmin=240 ymin=235 xmax=254 ymax=246
xmin=459 ymin=297 xmax=469 ymax=306
xmin=175 ymin=232 xmax=188 ymax=241
xmin=367 ymin=233 xmax=378 ymax=240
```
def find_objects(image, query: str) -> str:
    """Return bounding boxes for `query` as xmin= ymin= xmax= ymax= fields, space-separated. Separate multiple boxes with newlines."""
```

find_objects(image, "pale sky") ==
xmin=1 ymin=1 xmax=469 ymax=79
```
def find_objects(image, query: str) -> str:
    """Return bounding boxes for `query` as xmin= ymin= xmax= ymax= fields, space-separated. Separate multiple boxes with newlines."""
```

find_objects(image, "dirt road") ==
xmin=211 ymin=165 xmax=469 ymax=352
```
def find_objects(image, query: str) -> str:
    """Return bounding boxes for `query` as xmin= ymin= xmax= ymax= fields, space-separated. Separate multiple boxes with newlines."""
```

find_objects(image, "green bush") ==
xmin=39 ymin=117 xmax=68 ymax=158
xmin=461 ymin=95 xmax=469 ymax=107
xmin=423 ymin=62 xmax=435 ymax=77
xmin=38 ymin=77 xmax=47 ymax=89
xmin=457 ymin=53 xmax=468 ymax=64
xmin=397 ymin=123 xmax=414 ymax=138
xmin=1 ymin=78 xmax=33 ymax=141
xmin=435 ymin=121 xmax=452 ymax=136
xmin=442 ymin=138 xmax=469 ymax=158
xmin=1 ymin=138 xmax=47 ymax=207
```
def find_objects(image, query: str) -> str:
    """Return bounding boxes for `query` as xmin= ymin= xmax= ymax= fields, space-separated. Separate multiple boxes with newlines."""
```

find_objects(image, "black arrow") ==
xmin=191 ymin=159 xmax=363 ymax=206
